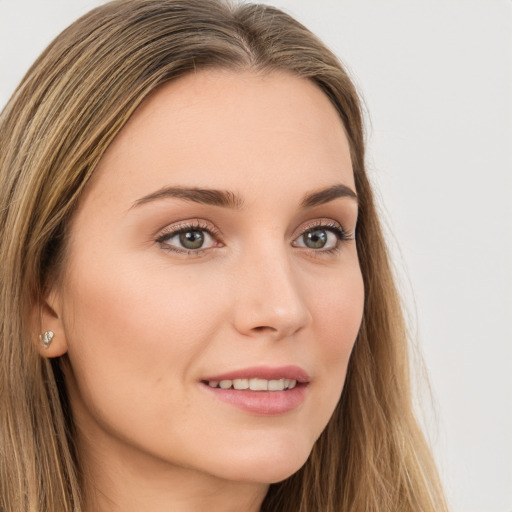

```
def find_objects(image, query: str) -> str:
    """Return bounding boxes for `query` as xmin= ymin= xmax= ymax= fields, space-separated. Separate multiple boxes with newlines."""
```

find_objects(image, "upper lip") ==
xmin=202 ymin=365 xmax=310 ymax=383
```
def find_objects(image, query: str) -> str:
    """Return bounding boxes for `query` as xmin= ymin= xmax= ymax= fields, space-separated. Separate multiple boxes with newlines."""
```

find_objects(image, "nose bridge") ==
xmin=231 ymin=237 xmax=311 ymax=338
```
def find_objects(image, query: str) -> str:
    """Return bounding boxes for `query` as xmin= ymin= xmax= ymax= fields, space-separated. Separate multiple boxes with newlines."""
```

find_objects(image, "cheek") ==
xmin=314 ymin=257 xmax=364 ymax=336
xmin=60 ymin=255 xmax=224 ymax=413
xmin=65 ymin=252 xmax=221 ymax=344
xmin=308 ymin=261 xmax=364 ymax=402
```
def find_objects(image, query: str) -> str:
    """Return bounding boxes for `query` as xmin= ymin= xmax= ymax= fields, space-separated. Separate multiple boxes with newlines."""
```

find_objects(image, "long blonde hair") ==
xmin=0 ymin=1 xmax=448 ymax=510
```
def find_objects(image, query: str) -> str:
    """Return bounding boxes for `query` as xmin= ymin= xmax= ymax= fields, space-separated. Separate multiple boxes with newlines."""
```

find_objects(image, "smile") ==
xmin=206 ymin=378 xmax=297 ymax=391
xmin=200 ymin=366 xmax=309 ymax=415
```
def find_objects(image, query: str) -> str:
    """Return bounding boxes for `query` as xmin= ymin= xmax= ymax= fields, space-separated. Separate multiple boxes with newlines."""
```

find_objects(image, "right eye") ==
xmin=156 ymin=222 xmax=220 ymax=254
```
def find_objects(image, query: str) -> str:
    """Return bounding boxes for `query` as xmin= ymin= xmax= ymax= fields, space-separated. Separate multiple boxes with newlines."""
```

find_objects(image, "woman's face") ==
xmin=50 ymin=70 xmax=364 ymax=487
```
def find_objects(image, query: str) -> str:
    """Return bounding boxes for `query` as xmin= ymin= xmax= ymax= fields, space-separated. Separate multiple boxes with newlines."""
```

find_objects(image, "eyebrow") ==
xmin=131 ymin=183 xmax=357 ymax=210
xmin=131 ymin=186 xmax=244 ymax=210
xmin=300 ymin=184 xmax=358 ymax=208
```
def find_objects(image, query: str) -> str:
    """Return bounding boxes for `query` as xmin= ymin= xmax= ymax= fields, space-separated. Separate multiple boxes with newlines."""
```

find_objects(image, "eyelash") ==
xmin=294 ymin=220 xmax=354 ymax=256
xmin=155 ymin=219 xmax=354 ymax=256
xmin=155 ymin=220 xmax=221 ymax=256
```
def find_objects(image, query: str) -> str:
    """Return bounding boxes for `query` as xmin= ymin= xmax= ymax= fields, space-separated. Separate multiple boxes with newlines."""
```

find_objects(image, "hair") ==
xmin=0 ymin=1 xmax=448 ymax=511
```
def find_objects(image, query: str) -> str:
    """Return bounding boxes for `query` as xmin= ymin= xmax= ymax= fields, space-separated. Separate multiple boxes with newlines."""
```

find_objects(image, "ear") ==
xmin=32 ymin=288 xmax=68 ymax=358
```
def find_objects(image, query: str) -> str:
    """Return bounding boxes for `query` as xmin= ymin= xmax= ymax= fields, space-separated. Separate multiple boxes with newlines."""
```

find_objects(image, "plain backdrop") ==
xmin=1 ymin=1 xmax=510 ymax=511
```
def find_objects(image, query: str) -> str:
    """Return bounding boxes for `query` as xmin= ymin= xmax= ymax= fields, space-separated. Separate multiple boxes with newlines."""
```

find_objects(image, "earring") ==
xmin=39 ymin=330 xmax=54 ymax=349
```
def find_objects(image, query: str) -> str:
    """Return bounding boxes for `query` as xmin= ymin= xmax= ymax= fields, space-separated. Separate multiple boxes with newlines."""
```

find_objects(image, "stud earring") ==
xmin=39 ymin=330 xmax=54 ymax=349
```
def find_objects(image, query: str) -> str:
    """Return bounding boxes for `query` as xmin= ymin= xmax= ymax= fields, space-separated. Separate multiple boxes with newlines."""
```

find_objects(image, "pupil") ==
xmin=304 ymin=229 xmax=327 ymax=249
xmin=179 ymin=230 xmax=204 ymax=249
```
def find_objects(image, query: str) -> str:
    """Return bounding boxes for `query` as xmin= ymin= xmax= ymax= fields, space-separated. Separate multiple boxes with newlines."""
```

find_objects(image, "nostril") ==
xmin=252 ymin=326 xmax=278 ymax=333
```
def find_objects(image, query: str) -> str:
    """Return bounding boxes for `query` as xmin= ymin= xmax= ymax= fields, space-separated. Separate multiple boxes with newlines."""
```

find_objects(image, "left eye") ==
xmin=293 ymin=227 xmax=341 ymax=250
xmin=159 ymin=228 xmax=216 ymax=251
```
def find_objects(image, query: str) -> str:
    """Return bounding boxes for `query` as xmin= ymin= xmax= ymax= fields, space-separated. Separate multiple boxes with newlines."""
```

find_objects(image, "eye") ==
xmin=175 ymin=229 xmax=211 ymax=250
xmin=292 ymin=222 xmax=350 ymax=251
xmin=156 ymin=222 xmax=219 ymax=253
xmin=296 ymin=228 xmax=337 ymax=250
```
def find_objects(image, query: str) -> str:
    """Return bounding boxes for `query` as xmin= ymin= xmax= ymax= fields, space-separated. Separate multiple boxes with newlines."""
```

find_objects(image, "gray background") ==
xmin=1 ymin=1 xmax=510 ymax=511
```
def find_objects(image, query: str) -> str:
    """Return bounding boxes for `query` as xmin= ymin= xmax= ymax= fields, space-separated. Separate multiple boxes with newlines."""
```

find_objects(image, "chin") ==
xmin=207 ymin=438 xmax=313 ymax=484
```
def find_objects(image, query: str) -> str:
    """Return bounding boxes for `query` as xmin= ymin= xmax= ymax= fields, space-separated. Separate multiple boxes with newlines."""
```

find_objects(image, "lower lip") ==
xmin=201 ymin=384 xmax=308 ymax=416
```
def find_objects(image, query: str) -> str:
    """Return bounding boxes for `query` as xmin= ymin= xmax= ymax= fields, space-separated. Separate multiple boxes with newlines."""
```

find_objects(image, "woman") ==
xmin=0 ymin=0 xmax=448 ymax=511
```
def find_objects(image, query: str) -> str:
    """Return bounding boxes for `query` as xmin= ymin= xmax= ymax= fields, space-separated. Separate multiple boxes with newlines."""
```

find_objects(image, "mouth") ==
xmin=200 ymin=366 xmax=309 ymax=415
xmin=203 ymin=378 xmax=299 ymax=391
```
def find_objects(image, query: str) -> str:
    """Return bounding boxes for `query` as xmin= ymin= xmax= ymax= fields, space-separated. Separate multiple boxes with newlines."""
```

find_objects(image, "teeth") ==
xmin=233 ymin=378 xmax=249 ymax=390
xmin=249 ymin=378 xmax=268 ymax=391
xmin=207 ymin=378 xmax=297 ymax=390
xmin=268 ymin=379 xmax=285 ymax=391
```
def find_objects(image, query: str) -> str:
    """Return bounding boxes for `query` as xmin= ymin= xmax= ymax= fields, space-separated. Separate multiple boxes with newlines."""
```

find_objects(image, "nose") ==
xmin=231 ymin=246 xmax=312 ymax=340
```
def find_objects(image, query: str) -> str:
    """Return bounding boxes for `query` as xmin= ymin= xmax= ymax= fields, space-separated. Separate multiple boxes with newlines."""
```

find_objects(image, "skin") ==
xmin=40 ymin=70 xmax=364 ymax=512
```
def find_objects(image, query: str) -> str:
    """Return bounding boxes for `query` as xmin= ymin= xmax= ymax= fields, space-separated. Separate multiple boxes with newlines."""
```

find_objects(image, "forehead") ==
xmin=84 ymin=69 xmax=354 ymax=208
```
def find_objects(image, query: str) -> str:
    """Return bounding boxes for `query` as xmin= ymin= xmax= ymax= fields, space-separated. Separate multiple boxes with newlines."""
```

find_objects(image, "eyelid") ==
xmin=292 ymin=218 xmax=352 ymax=240
xmin=156 ymin=218 xmax=221 ymax=238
